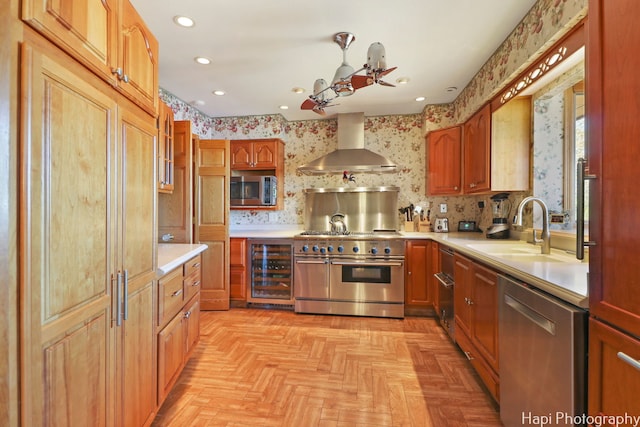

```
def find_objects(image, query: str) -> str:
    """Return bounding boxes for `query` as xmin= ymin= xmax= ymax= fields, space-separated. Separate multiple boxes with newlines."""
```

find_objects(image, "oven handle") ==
xmin=331 ymin=260 xmax=403 ymax=267
xmin=295 ymin=259 xmax=328 ymax=264
xmin=434 ymin=272 xmax=454 ymax=289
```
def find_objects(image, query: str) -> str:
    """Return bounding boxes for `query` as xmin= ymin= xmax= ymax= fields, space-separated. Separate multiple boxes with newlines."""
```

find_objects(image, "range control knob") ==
xmin=312 ymin=245 xmax=319 ymax=252
xmin=384 ymin=247 xmax=392 ymax=254
xmin=302 ymin=245 xmax=309 ymax=252
xmin=327 ymin=245 xmax=334 ymax=253
xmin=371 ymin=247 xmax=378 ymax=255
xmin=337 ymin=245 xmax=344 ymax=253
xmin=352 ymin=246 xmax=359 ymax=253
xmin=320 ymin=247 xmax=326 ymax=254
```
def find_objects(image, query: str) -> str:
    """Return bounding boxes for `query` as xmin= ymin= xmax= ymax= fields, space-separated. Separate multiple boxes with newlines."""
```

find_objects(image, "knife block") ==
xmin=404 ymin=220 xmax=415 ymax=232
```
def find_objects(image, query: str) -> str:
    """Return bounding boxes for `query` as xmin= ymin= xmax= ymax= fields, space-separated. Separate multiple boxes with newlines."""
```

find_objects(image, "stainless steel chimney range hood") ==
xmin=297 ymin=113 xmax=398 ymax=174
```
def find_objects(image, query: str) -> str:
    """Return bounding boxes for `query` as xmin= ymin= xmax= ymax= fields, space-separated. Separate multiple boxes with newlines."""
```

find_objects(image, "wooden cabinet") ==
xmin=404 ymin=240 xmax=436 ymax=314
xmin=20 ymin=31 xmax=157 ymax=426
xmin=231 ymin=139 xmax=282 ymax=169
xmin=157 ymin=254 xmax=202 ymax=405
xmin=230 ymin=238 xmax=248 ymax=303
xmin=158 ymin=120 xmax=194 ymax=243
xmin=463 ymin=104 xmax=491 ymax=193
xmin=451 ymin=99 xmax=530 ymax=195
xmin=158 ymin=101 xmax=175 ymax=193
xmin=22 ymin=0 xmax=159 ymax=115
xmin=230 ymin=139 xmax=285 ymax=210
xmin=195 ymin=139 xmax=231 ymax=310
xmin=426 ymin=126 xmax=462 ymax=195
xmin=453 ymin=253 xmax=499 ymax=402
xmin=587 ymin=0 xmax=640 ymax=418
xmin=588 ymin=318 xmax=640 ymax=422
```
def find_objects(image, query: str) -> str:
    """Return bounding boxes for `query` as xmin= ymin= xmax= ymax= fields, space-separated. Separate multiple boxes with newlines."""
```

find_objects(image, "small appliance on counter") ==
xmin=434 ymin=217 xmax=449 ymax=233
xmin=486 ymin=193 xmax=511 ymax=239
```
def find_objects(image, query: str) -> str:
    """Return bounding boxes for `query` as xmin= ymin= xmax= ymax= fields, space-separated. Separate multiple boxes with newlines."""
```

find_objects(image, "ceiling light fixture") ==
xmin=415 ymin=96 xmax=426 ymax=102
xmin=396 ymin=77 xmax=410 ymax=84
xmin=279 ymin=105 xmax=289 ymax=110
xmin=300 ymin=32 xmax=398 ymax=116
xmin=194 ymin=56 xmax=211 ymax=65
xmin=212 ymin=90 xmax=225 ymax=96
xmin=292 ymin=87 xmax=305 ymax=94
xmin=446 ymin=86 xmax=458 ymax=92
xmin=173 ymin=15 xmax=195 ymax=28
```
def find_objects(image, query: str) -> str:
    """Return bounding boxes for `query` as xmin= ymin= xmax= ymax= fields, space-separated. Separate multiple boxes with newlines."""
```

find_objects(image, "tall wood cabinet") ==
xmin=158 ymin=120 xmax=194 ymax=243
xmin=587 ymin=0 xmax=640 ymax=419
xmin=453 ymin=253 xmax=499 ymax=402
xmin=20 ymin=30 xmax=157 ymax=426
xmin=426 ymin=126 xmax=462 ymax=195
xmin=195 ymin=139 xmax=231 ymax=310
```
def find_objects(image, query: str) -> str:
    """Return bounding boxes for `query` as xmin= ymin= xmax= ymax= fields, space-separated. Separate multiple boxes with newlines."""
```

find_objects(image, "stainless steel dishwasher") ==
xmin=498 ymin=274 xmax=587 ymax=427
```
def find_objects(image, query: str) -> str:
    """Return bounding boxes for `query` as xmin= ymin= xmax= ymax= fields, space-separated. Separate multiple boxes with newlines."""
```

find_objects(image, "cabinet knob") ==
xmin=184 ymin=311 xmax=191 ymax=319
xmin=111 ymin=67 xmax=123 ymax=78
xmin=122 ymin=74 xmax=129 ymax=83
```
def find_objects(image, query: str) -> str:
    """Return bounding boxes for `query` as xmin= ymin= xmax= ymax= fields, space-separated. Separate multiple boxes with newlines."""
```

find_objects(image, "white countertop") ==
xmin=157 ymin=243 xmax=208 ymax=276
xmin=231 ymin=227 xmax=589 ymax=309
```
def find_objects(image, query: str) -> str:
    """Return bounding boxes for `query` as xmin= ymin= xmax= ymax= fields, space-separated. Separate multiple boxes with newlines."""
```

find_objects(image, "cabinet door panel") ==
xmin=157 ymin=312 xmax=184 ymax=403
xmin=252 ymin=140 xmax=277 ymax=168
xmin=20 ymin=38 xmax=117 ymax=426
xmin=427 ymin=126 xmax=461 ymax=195
xmin=463 ymin=105 xmax=491 ymax=193
xmin=405 ymin=240 xmax=433 ymax=307
xmin=22 ymin=0 xmax=118 ymax=85
xmin=471 ymin=264 xmax=499 ymax=371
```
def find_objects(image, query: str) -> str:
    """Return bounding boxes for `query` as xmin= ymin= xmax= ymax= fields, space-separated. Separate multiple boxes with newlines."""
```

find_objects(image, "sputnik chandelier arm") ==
xmin=300 ymin=32 xmax=397 ymax=115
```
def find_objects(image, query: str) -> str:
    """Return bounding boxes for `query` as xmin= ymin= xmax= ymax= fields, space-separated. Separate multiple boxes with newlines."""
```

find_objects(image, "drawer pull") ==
xmin=184 ymin=311 xmax=191 ymax=319
xmin=618 ymin=352 xmax=640 ymax=372
xmin=464 ymin=351 xmax=474 ymax=361
xmin=193 ymin=263 xmax=201 ymax=268
xmin=172 ymin=289 xmax=183 ymax=297
xmin=192 ymin=281 xmax=201 ymax=287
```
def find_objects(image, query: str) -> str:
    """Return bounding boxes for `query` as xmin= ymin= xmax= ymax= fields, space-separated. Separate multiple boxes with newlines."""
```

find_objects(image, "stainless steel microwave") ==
xmin=230 ymin=176 xmax=277 ymax=207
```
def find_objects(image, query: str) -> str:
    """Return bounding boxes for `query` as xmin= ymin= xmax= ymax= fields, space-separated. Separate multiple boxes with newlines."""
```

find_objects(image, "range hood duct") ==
xmin=297 ymin=113 xmax=398 ymax=174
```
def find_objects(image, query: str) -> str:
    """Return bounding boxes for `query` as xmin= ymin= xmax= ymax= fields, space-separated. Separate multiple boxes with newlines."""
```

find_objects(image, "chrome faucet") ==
xmin=514 ymin=196 xmax=551 ymax=254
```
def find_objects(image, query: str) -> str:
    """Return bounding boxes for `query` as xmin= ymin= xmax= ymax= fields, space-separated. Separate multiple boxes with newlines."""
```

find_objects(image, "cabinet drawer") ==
xmin=456 ymin=329 xmax=499 ymax=403
xmin=158 ymin=267 xmax=184 ymax=327
xmin=183 ymin=268 xmax=201 ymax=302
xmin=183 ymin=254 xmax=202 ymax=277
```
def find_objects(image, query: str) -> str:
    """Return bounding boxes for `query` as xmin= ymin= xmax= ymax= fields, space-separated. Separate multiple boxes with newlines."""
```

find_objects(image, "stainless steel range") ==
xmin=293 ymin=231 xmax=405 ymax=318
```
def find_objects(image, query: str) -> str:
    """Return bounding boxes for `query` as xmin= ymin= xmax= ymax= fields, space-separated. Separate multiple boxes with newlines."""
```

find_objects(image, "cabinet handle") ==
xmin=193 ymin=263 xmax=201 ymax=268
xmin=454 ymin=186 xmax=459 ymax=191
xmin=192 ymin=280 xmax=201 ymax=287
xmin=116 ymin=271 xmax=122 ymax=327
xmin=172 ymin=289 xmax=183 ymax=297
xmin=576 ymin=158 xmax=596 ymax=260
xmin=111 ymin=67 xmax=123 ymax=78
xmin=617 ymin=352 xmax=640 ymax=372
xmin=123 ymin=269 xmax=129 ymax=321
xmin=184 ymin=311 xmax=191 ymax=319
xmin=122 ymin=74 xmax=129 ymax=83
xmin=464 ymin=351 xmax=474 ymax=361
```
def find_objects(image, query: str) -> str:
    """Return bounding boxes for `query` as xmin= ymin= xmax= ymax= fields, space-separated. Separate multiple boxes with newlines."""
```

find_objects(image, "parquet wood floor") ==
xmin=152 ymin=308 xmax=503 ymax=427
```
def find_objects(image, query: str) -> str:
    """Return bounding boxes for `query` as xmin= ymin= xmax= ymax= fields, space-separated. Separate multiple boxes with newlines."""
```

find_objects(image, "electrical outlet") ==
xmin=440 ymin=203 xmax=447 ymax=213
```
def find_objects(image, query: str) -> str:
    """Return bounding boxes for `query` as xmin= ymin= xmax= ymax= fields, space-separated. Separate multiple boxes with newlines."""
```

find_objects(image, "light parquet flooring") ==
xmin=152 ymin=308 xmax=502 ymax=427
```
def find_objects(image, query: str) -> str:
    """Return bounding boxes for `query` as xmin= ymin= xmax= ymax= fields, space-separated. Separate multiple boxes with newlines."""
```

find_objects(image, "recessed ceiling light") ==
xmin=446 ymin=86 xmax=458 ymax=92
xmin=396 ymin=77 xmax=410 ymax=84
xmin=194 ymin=56 xmax=211 ymax=65
xmin=190 ymin=100 xmax=205 ymax=106
xmin=173 ymin=15 xmax=195 ymax=28
xmin=292 ymin=87 xmax=305 ymax=94
xmin=279 ymin=105 xmax=289 ymax=110
xmin=415 ymin=96 xmax=426 ymax=102
xmin=212 ymin=90 xmax=225 ymax=96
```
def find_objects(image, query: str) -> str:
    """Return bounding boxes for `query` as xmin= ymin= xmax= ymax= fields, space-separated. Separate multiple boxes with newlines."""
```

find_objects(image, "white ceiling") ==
xmin=130 ymin=0 xmax=538 ymax=121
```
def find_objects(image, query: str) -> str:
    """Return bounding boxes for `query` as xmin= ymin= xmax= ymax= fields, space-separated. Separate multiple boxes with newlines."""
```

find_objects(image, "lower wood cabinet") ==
xmin=588 ymin=318 xmax=640 ymax=422
xmin=454 ymin=252 xmax=500 ymax=402
xmin=404 ymin=240 xmax=437 ymax=314
xmin=157 ymin=254 xmax=202 ymax=406
xmin=230 ymin=237 xmax=247 ymax=303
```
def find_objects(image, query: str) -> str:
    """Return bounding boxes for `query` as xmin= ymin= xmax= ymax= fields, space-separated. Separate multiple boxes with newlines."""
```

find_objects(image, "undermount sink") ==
xmin=466 ymin=242 xmax=579 ymax=264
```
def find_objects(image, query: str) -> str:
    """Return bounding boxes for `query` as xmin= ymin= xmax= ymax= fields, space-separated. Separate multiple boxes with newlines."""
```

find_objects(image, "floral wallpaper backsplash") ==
xmin=159 ymin=0 xmax=587 ymax=231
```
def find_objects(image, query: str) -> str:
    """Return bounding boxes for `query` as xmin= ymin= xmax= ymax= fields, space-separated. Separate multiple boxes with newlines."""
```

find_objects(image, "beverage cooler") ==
xmin=247 ymin=239 xmax=294 ymax=305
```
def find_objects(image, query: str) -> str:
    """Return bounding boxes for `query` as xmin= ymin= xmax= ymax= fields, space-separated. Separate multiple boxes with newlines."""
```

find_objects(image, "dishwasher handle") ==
xmin=504 ymin=294 xmax=556 ymax=336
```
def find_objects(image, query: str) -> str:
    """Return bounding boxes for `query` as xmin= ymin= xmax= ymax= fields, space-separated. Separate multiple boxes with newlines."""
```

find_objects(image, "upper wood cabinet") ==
xmin=231 ymin=139 xmax=283 ymax=170
xmin=463 ymin=104 xmax=491 ymax=193
xmin=230 ymin=138 xmax=285 ymax=210
xmin=158 ymin=101 xmax=175 ymax=193
xmin=22 ymin=0 xmax=159 ymax=116
xmin=426 ymin=126 xmax=462 ymax=195
xmin=457 ymin=99 xmax=530 ymax=195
